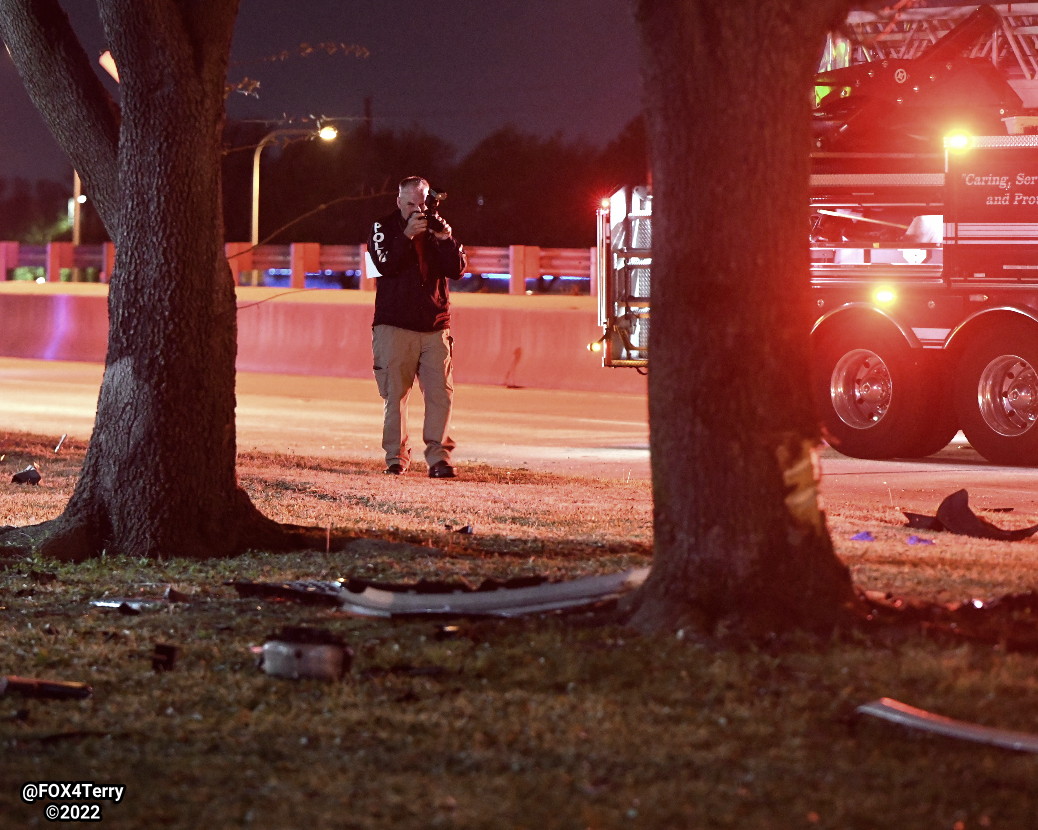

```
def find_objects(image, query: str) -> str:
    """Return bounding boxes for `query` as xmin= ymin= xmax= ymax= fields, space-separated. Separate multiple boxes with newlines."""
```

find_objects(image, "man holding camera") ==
xmin=367 ymin=176 xmax=467 ymax=478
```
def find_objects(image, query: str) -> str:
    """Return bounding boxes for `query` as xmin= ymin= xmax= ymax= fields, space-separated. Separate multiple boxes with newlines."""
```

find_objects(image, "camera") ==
xmin=423 ymin=189 xmax=447 ymax=233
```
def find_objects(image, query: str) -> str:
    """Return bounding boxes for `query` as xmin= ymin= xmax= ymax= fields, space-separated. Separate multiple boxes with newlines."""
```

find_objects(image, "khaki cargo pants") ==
xmin=372 ymin=324 xmax=456 ymax=470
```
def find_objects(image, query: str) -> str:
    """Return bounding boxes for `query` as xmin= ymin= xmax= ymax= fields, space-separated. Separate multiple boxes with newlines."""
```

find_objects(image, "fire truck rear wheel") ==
xmin=955 ymin=326 xmax=1038 ymax=466
xmin=812 ymin=330 xmax=933 ymax=460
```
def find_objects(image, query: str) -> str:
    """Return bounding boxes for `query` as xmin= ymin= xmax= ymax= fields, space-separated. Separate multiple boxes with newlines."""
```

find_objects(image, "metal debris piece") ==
xmin=90 ymin=598 xmax=166 ymax=614
xmin=904 ymin=489 xmax=1038 ymax=540
xmin=229 ymin=567 xmax=650 ymax=619
xmin=258 ymin=626 xmax=352 ymax=681
xmin=337 ymin=566 xmax=650 ymax=618
xmin=857 ymin=697 xmax=1038 ymax=753
xmin=11 ymin=465 xmax=41 ymax=485
xmin=91 ymin=587 xmax=189 ymax=614
xmin=0 ymin=676 xmax=92 ymax=700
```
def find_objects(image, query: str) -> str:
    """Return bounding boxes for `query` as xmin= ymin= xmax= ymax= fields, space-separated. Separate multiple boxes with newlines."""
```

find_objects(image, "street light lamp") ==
xmin=249 ymin=125 xmax=338 ymax=247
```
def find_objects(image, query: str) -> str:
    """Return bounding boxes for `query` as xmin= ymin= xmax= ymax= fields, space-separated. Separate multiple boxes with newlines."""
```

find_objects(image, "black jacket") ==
xmin=367 ymin=209 xmax=467 ymax=332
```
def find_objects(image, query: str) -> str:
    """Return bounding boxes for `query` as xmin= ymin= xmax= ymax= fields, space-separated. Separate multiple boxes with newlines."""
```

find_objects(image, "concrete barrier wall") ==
xmin=0 ymin=283 xmax=646 ymax=395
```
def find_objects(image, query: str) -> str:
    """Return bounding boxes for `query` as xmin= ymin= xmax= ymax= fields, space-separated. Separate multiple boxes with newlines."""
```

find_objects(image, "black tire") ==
xmin=954 ymin=324 xmax=1038 ymax=466
xmin=892 ymin=353 xmax=959 ymax=459
xmin=812 ymin=329 xmax=931 ymax=459
xmin=893 ymin=409 xmax=959 ymax=459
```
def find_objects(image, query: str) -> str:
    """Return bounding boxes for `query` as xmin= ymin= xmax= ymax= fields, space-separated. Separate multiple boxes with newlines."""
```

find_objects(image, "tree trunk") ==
xmin=625 ymin=0 xmax=860 ymax=636
xmin=0 ymin=0 xmax=291 ymax=560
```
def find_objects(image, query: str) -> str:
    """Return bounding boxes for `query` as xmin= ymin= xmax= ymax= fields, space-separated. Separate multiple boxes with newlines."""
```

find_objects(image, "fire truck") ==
xmin=595 ymin=3 xmax=1038 ymax=466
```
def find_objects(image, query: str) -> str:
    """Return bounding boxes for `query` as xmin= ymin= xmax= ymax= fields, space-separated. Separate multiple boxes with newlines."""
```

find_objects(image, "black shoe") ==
xmin=428 ymin=461 xmax=456 ymax=479
xmin=384 ymin=463 xmax=404 ymax=475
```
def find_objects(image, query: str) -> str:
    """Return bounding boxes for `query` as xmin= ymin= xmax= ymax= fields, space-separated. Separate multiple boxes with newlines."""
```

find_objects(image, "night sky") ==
xmin=0 ymin=0 xmax=644 ymax=186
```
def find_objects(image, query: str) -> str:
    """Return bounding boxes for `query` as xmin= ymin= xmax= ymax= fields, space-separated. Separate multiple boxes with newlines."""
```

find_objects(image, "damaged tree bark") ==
xmin=0 ymin=0 xmax=294 ymax=560
xmin=624 ymin=0 xmax=862 ymax=636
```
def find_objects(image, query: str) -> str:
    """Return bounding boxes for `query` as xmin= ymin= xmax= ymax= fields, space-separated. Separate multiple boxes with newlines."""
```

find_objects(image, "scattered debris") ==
xmin=906 ymin=535 xmax=934 ymax=546
xmin=11 ymin=465 xmax=41 ymax=485
xmin=904 ymin=489 xmax=1038 ymax=540
xmin=162 ymin=586 xmax=192 ymax=603
xmin=850 ymin=531 xmax=875 ymax=542
xmin=857 ymin=697 xmax=1038 ymax=753
xmin=859 ymin=590 xmax=1038 ymax=651
xmin=53 ymin=433 xmax=67 ymax=453
xmin=90 ymin=587 xmax=191 ymax=615
xmin=258 ymin=626 xmax=352 ymax=681
xmin=228 ymin=579 xmax=343 ymax=606
xmin=0 ymin=676 xmax=92 ymax=700
xmin=446 ymin=524 xmax=473 ymax=534
xmin=90 ymin=599 xmax=165 ymax=615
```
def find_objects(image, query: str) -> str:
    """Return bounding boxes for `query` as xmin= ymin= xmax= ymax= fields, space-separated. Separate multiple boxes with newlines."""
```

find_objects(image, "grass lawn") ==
xmin=1 ymin=431 xmax=1037 ymax=829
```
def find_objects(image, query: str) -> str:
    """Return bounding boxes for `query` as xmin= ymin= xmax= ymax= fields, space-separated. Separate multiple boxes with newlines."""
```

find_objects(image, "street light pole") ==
xmin=249 ymin=125 xmax=338 ymax=248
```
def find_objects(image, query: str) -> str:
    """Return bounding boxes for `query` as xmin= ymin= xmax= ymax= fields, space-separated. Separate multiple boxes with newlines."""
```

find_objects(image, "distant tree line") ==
xmin=0 ymin=117 xmax=647 ymax=248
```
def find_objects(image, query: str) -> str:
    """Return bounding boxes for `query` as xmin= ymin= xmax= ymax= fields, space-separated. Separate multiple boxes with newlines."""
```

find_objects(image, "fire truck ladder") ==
xmin=836 ymin=3 xmax=1038 ymax=83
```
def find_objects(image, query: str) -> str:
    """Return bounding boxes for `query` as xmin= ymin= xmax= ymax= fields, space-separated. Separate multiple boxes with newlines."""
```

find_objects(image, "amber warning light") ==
xmin=872 ymin=286 xmax=897 ymax=306
xmin=943 ymin=130 xmax=973 ymax=153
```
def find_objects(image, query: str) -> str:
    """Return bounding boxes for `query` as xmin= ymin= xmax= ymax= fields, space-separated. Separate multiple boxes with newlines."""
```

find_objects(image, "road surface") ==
xmin=1 ymin=357 xmax=1036 ymax=514
xmin=0 ymin=358 xmax=650 ymax=480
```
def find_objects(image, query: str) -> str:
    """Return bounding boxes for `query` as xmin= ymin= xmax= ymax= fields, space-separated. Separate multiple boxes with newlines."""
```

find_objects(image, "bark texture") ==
xmin=625 ymin=0 xmax=860 ymax=636
xmin=0 ymin=0 xmax=291 ymax=559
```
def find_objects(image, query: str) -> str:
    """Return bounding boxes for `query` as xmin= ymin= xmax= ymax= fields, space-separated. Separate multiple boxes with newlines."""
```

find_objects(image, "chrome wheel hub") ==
xmin=830 ymin=349 xmax=892 ymax=430
xmin=977 ymin=355 xmax=1038 ymax=437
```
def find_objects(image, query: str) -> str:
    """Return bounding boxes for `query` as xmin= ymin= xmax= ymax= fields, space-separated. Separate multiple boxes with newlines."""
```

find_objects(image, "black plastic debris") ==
xmin=152 ymin=643 xmax=179 ymax=672
xmin=903 ymin=512 xmax=944 ymax=532
xmin=903 ymin=489 xmax=1038 ymax=541
xmin=0 ymin=676 xmax=92 ymax=700
xmin=258 ymin=626 xmax=352 ymax=681
xmin=11 ymin=465 xmax=41 ymax=485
